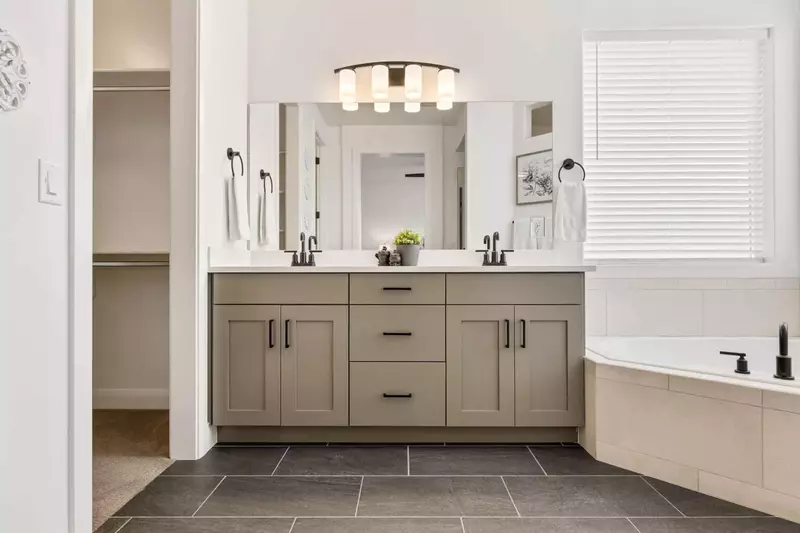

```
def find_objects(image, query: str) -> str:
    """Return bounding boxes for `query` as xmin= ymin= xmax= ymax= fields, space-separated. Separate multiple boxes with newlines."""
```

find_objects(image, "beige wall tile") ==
xmin=596 ymin=379 xmax=763 ymax=485
xmin=763 ymin=390 xmax=800 ymax=414
xmin=596 ymin=441 xmax=699 ymax=490
xmin=586 ymin=290 xmax=607 ymax=336
xmin=725 ymin=279 xmax=777 ymax=290
xmin=775 ymin=278 xmax=800 ymax=290
xmin=763 ymin=409 xmax=800 ymax=500
xmin=585 ymin=278 xmax=631 ymax=291
xmin=678 ymin=278 xmax=728 ymax=290
xmin=597 ymin=365 xmax=669 ymax=389
xmin=669 ymin=376 xmax=762 ymax=407
xmin=700 ymin=471 xmax=800 ymax=524
xmin=702 ymin=290 xmax=800 ymax=337
xmin=607 ymin=290 xmax=703 ymax=336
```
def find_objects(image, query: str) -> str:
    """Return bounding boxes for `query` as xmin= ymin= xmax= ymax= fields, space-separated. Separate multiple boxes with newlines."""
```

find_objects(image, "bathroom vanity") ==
xmin=209 ymin=266 xmax=591 ymax=442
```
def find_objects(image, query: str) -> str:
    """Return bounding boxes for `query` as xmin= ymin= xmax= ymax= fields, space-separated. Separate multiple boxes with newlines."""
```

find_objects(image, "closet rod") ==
xmin=93 ymin=261 xmax=169 ymax=267
xmin=93 ymin=86 xmax=170 ymax=92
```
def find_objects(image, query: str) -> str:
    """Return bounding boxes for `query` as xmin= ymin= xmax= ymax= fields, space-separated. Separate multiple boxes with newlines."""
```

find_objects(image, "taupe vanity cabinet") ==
xmin=211 ymin=272 xmax=585 ymax=430
xmin=212 ymin=274 xmax=349 ymax=426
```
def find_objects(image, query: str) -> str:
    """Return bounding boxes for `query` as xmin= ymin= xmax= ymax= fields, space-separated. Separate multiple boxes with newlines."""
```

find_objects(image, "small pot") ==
xmin=395 ymin=244 xmax=420 ymax=266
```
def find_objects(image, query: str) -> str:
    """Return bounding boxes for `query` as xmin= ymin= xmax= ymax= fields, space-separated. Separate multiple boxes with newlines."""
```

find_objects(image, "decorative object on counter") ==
xmin=554 ymin=157 xmax=587 ymax=242
xmin=516 ymin=149 xmax=553 ymax=205
xmin=375 ymin=246 xmax=391 ymax=266
xmin=393 ymin=229 xmax=422 ymax=266
xmin=775 ymin=322 xmax=794 ymax=380
xmin=334 ymin=61 xmax=460 ymax=113
xmin=389 ymin=249 xmax=402 ymax=266
xmin=0 ymin=28 xmax=29 ymax=112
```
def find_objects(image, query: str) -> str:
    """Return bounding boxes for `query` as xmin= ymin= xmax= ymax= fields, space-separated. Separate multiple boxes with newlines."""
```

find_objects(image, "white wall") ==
xmin=248 ymin=103 xmax=281 ymax=250
xmin=171 ymin=0 xmax=249 ymax=459
xmin=0 ymin=2 xmax=71 ymax=531
xmin=361 ymin=156 xmax=426 ymax=249
xmin=247 ymin=0 xmax=799 ymax=279
xmin=94 ymin=0 xmax=171 ymax=71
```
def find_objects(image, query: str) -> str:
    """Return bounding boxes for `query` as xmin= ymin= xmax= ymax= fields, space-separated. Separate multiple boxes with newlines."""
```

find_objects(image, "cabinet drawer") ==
xmin=446 ymin=273 xmax=583 ymax=305
xmin=213 ymin=274 xmax=348 ymax=304
xmin=350 ymin=306 xmax=445 ymax=362
xmin=350 ymin=274 xmax=445 ymax=305
xmin=350 ymin=362 xmax=445 ymax=426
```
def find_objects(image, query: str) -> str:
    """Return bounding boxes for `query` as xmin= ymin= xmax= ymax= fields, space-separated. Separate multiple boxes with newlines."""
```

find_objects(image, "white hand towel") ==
xmin=258 ymin=188 xmax=278 ymax=247
xmin=554 ymin=180 xmax=587 ymax=242
xmin=227 ymin=175 xmax=250 ymax=241
xmin=513 ymin=218 xmax=534 ymax=250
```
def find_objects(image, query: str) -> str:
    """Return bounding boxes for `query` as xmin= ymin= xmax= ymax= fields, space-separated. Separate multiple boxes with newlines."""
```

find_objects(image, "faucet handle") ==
xmin=284 ymin=250 xmax=300 ymax=266
xmin=500 ymin=249 xmax=514 ymax=266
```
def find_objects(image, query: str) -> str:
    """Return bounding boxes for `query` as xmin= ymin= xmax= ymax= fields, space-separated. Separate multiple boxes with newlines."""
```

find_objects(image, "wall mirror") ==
xmin=265 ymin=101 xmax=553 ymax=251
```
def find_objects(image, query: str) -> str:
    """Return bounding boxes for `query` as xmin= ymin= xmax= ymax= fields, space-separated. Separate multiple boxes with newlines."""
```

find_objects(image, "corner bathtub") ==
xmin=581 ymin=336 xmax=800 ymax=524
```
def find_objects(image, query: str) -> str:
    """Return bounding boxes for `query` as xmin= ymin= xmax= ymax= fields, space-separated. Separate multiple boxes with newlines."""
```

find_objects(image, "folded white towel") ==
xmin=227 ymin=175 xmax=250 ymax=241
xmin=258 ymin=188 xmax=278 ymax=247
xmin=513 ymin=218 xmax=534 ymax=250
xmin=554 ymin=180 xmax=587 ymax=242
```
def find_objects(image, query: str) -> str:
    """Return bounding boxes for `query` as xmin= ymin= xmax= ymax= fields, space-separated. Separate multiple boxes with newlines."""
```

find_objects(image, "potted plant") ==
xmin=393 ymin=229 xmax=422 ymax=266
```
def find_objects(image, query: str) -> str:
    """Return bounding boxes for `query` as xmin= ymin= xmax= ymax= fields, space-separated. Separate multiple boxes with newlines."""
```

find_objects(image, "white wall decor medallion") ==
xmin=0 ymin=29 xmax=30 ymax=112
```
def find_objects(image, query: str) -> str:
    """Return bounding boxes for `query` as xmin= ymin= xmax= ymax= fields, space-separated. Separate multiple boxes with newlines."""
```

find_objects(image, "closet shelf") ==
xmin=93 ymin=253 xmax=169 ymax=267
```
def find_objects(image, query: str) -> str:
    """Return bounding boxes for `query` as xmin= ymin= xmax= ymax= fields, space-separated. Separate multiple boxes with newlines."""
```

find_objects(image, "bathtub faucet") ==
xmin=775 ymin=322 xmax=794 ymax=381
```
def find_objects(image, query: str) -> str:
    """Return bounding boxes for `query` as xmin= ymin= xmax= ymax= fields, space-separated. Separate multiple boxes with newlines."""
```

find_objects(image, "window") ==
xmin=583 ymin=30 xmax=770 ymax=262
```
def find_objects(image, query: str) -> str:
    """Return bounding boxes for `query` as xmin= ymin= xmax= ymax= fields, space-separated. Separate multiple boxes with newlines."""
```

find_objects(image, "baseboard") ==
xmin=93 ymin=388 xmax=169 ymax=410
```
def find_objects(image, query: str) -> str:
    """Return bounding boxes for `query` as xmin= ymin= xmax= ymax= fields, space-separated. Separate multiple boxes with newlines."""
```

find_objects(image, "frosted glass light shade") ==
xmin=372 ymin=64 xmax=389 ymax=99
xmin=438 ymin=68 xmax=455 ymax=107
xmin=405 ymin=101 xmax=421 ymax=113
xmin=436 ymin=99 xmax=453 ymax=111
xmin=404 ymin=64 xmax=422 ymax=100
xmin=338 ymin=68 xmax=357 ymax=103
xmin=342 ymin=101 xmax=359 ymax=111
xmin=374 ymin=102 xmax=390 ymax=113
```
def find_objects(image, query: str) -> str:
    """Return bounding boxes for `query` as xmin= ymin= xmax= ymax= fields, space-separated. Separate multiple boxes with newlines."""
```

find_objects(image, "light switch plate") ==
xmin=38 ymin=159 xmax=64 ymax=206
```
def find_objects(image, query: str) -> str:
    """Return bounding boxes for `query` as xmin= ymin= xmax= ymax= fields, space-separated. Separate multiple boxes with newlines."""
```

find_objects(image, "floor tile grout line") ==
xmin=500 ymin=476 xmax=521 ymax=517
xmin=113 ymin=517 xmax=132 ymax=533
xmin=627 ymin=517 xmax=644 ymax=533
xmin=191 ymin=475 xmax=226 ymax=517
xmin=271 ymin=446 xmax=291 ymax=476
xmin=526 ymin=445 xmax=548 ymax=475
xmin=355 ymin=476 xmax=364 ymax=517
xmin=288 ymin=517 xmax=297 ymax=533
xmin=640 ymin=476 xmax=686 ymax=518
xmin=460 ymin=516 xmax=466 ymax=533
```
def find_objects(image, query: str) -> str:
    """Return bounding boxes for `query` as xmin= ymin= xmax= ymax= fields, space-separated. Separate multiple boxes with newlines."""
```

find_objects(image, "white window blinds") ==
xmin=583 ymin=30 xmax=770 ymax=262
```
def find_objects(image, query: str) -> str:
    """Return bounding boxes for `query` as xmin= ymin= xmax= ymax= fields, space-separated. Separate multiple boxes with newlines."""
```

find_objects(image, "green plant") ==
xmin=393 ymin=229 xmax=422 ymax=246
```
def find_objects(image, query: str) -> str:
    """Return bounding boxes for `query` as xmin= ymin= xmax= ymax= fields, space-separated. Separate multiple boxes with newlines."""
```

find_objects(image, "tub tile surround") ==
xmin=582 ymin=358 xmax=800 ymax=523
xmin=101 ymin=445 xmax=799 ymax=533
xmin=586 ymin=277 xmax=800 ymax=337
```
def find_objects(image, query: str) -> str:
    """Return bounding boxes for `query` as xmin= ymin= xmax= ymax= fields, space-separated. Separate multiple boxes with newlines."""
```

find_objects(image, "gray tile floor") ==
xmin=98 ymin=444 xmax=800 ymax=533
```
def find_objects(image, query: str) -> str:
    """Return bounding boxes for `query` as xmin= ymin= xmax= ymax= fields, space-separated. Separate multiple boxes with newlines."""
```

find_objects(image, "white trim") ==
xmin=68 ymin=0 xmax=93 ymax=531
xmin=93 ymin=388 xmax=170 ymax=410
xmin=584 ymin=28 xmax=770 ymax=42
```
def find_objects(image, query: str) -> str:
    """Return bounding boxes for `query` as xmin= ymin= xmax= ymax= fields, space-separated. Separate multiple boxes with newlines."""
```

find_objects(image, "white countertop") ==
xmin=209 ymin=264 xmax=594 ymax=273
xmin=208 ymin=247 xmax=595 ymax=273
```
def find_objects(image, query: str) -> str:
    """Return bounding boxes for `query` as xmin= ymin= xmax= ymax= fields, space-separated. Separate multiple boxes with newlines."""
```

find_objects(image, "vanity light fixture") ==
xmin=335 ymin=61 xmax=459 ymax=113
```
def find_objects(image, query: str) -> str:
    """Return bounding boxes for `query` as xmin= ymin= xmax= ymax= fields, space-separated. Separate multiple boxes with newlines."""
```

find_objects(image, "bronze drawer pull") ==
xmin=383 ymin=332 xmax=412 ymax=336
xmin=383 ymin=393 xmax=413 ymax=398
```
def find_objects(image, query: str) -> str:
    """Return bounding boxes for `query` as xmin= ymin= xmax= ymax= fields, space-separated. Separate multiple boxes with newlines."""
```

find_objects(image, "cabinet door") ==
xmin=515 ymin=305 xmax=584 ymax=427
xmin=281 ymin=305 xmax=349 ymax=426
xmin=213 ymin=305 xmax=281 ymax=426
xmin=446 ymin=306 xmax=515 ymax=427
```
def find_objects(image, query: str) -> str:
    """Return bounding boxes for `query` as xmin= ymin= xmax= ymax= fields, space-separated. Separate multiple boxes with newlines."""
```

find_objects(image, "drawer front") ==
xmin=446 ymin=273 xmax=583 ymax=305
xmin=350 ymin=306 xmax=445 ymax=362
xmin=350 ymin=274 xmax=445 ymax=305
xmin=213 ymin=274 xmax=348 ymax=304
xmin=350 ymin=362 xmax=445 ymax=426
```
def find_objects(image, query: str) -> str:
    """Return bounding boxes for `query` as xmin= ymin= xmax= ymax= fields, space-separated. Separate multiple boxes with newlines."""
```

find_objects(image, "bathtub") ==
xmin=581 ymin=336 xmax=800 ymax=523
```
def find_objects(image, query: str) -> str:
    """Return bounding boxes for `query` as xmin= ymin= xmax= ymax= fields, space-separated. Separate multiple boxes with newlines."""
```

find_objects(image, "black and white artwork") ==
xmin=516 ymin=149 xmax=553 ymax=204
xmin=0 ymin=28 xmax=29 ymax=112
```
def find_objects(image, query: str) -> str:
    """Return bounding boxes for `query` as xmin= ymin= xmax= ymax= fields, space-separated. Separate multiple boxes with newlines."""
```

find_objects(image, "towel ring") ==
xmin=260 ymin=170 xmax=274 ymax=194
xmin=227 ymin=148 xmax=244 ymax=178
xmin=558 ymin=158 xmax=585 ymax=182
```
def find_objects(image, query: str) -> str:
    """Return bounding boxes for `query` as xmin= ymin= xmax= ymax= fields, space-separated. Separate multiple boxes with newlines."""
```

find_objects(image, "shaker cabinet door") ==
xmin=446 ymin=305 xmax=515 ymax=427
xmin=213 ymin=305 xmax=281 ymax=426
xmin=514 ymin=305 xmax=584 ymax=427
xmin=280 ymin=305 xmax=349 ymax=426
